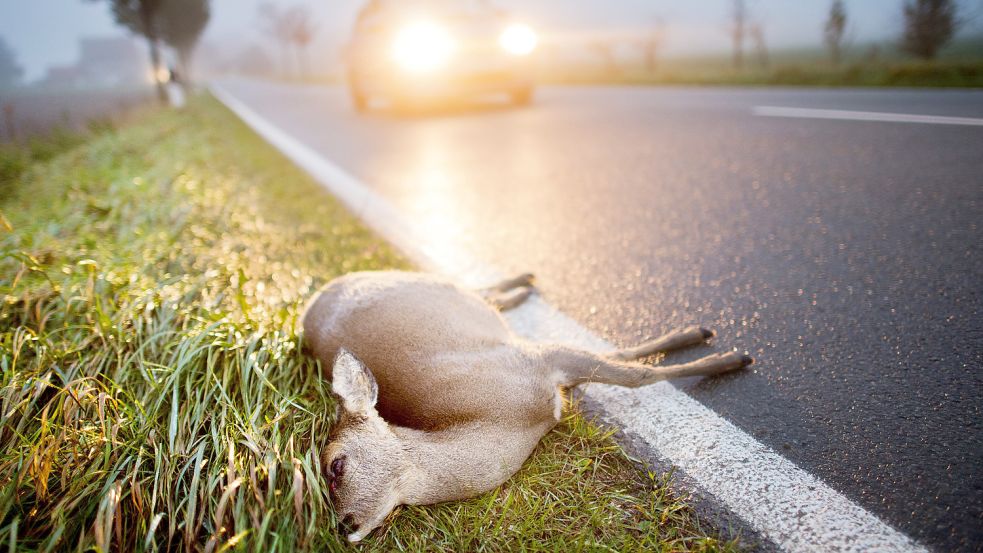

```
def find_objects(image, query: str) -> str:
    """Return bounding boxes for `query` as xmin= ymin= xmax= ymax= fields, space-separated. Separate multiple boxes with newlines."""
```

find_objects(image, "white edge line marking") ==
xmin=754 ymin=105 xmax=983 ymax=126
xmin=212 ymin=82 xmax=928 ymax=553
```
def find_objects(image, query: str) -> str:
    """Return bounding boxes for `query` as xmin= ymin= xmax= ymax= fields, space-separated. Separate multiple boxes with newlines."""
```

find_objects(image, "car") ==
xmin=346 ymin=0 xmax=539 ymax=111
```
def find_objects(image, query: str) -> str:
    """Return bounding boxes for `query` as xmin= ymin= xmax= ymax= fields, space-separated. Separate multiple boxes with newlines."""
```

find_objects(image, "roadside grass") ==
xmin=1 ymin=122 xmax=115 ymax=196
xmin=543 ymin=60 xmax=983 ymax=88
xmin=0 ymin=95 xmax=738 ymax=552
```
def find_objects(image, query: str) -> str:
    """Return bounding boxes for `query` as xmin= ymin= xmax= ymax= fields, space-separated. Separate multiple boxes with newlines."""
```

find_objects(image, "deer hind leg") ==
xmin=609 ymin=326 xmax=714 ymax=361
xmin=547 ymin=346 xmax=752 ymax=388
xmin=479 ymin=273 xmax=535 ymax=311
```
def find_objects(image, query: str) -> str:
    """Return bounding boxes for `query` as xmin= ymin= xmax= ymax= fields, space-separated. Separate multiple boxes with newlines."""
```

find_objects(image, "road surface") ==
xmin=216 ymin=79 xmax=982 ymax=552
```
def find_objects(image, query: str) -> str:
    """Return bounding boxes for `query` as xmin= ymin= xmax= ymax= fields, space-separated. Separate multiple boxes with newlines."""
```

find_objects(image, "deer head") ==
xmin=322 ymin=349 xmax=408 ymax=542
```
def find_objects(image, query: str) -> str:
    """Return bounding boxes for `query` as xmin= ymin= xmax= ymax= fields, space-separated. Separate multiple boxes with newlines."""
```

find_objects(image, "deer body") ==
xmin=303 ymin=271 xmax=751 ymax=542
xmin=304 ymin=272 xmax=560 ymax=432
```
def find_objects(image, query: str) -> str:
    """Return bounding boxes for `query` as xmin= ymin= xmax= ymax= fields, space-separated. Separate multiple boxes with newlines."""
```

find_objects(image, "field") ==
xmin=544 ymin=58 xmax=983 ymax=88
xmin=542 ymin=36 xmax=983 ymax=88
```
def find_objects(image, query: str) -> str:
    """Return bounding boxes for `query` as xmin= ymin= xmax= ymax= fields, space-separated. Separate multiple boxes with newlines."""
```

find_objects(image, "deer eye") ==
xmin=328 ymin=456 xmax=346 ymax=496
xmin=330 ymin=457 xmax=346 ymax=479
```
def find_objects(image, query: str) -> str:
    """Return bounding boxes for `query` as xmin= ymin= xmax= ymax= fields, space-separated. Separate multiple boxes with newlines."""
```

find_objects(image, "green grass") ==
xmin=0 ymin=96 xmax=739 ymax=552
xmin=1 ymin=122 xmax=116 ymax=197
xmin=543 ymin=59 xmax=983 ymax=88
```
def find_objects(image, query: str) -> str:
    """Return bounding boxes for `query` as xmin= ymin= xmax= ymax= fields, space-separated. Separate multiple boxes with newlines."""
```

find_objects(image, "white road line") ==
xmin=754 ymin=105 xmax=983 ymax=126
xmin=212 ymin=83 xmax=928 ymax=553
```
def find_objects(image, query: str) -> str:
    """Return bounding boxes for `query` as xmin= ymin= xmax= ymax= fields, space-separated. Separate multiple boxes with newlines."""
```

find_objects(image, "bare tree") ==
xmin=640 ymin=18 xmax=667 ymax=73
xmin=749 ymin=23 xmax=769 ymax=68
xmin=730 ymin=0 xmax=748 ymax=70
xmin=258 ymin=3 xmax=318 ymax=79
xmin=284 ymin=5 xmax=318 ymax=79
xmin=824 ymin=0 xmax=848 ymax=65
xmin=901 ymin=0 xmax=958 ymax=59
xmin=258 ymin=2 xmax=294 ymax=77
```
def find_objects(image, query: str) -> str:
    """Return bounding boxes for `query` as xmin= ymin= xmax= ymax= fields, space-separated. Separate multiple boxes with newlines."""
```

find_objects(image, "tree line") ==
xmin=583 ymin=0 xmax=969 ymax=77
xmin=733 ymin=0 xmax=964 ymax=70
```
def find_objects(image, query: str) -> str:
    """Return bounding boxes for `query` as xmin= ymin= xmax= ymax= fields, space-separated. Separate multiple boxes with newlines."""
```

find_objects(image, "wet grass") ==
xmin=545 ymin=60 xmax=983 ymax=88
xmin=1 ymin=122 xmax=116 ymax=196
xmin=0 ymin=95 xmax=739 ymax=552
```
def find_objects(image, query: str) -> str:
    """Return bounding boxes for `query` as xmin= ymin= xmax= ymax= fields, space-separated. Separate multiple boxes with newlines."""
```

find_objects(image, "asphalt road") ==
xmin=218 ymin=79 xmax=982 ymax=552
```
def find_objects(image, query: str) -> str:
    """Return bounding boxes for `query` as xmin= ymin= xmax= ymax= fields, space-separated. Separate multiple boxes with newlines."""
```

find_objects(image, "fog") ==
xmin=2 ymin=0 xmax=981 ymax=84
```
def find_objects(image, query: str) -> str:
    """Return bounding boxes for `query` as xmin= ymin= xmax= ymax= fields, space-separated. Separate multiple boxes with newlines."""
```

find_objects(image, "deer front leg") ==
xmin=479 ymin=273 xmax=536 ymax=312
xmin=609 ymin=326 xmax=714 ymax=361
xmin=479 ymin=273 xmax=535 ymax=296
xmin=488 ymin=286 xmax=534 ymax=311
xmin=546 ymin=346 xmax=752 ymax=388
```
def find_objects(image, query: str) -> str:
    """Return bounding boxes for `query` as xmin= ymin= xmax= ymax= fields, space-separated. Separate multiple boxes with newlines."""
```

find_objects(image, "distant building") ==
xmin=38 ymin=36 xmax=150 ymax=89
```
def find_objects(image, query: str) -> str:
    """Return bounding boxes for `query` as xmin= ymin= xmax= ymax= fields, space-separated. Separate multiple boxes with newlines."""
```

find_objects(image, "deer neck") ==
xmin=393 ymin=422 xmax=532 ymax=505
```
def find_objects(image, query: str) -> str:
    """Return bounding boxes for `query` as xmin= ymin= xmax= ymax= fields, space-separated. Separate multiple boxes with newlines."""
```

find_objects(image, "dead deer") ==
xmin=302 ymin=271 xmax=752 ymax=542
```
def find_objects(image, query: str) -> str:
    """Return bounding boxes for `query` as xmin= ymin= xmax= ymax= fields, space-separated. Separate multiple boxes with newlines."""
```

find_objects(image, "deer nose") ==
xmin=339 ymin=514 xmax=359 ymax=535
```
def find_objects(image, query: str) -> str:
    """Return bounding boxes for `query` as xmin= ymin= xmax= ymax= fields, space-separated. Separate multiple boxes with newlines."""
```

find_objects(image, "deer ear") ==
xmin=332 ymin=348 xmax=379 ymax=415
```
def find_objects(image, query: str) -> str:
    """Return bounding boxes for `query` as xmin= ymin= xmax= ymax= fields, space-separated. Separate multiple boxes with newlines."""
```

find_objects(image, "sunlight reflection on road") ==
xmin=401 ymin=127 xmax=489 ymax=283
xmin=393 ymin=114 xmax=556 ymax=285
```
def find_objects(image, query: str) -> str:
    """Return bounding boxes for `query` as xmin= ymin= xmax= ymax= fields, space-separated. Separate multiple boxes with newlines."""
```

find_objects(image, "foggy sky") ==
xmin=2 ymin=0 xmax=981 ymax=82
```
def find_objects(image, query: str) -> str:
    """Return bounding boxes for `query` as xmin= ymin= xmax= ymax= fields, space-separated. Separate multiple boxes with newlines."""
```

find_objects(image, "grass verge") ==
xmin=1 ymin=121 xmax=117 ymax=197
xmin=0 ymin=95 xmax=738 ymax=552
xmin=543 ymin=60 xmax=983 ymax=88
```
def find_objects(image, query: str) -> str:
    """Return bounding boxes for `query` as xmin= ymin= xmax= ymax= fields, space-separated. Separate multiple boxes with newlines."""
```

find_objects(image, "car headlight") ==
xmin=391 ymin=21 xmax=456 ymax=73
xmin=499 ymin=23 xmax=537 ymax=56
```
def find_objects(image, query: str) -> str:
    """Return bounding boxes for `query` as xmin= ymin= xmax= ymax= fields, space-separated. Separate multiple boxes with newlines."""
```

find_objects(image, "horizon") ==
xmin=2 ymin=0 xmax=982 ymax=83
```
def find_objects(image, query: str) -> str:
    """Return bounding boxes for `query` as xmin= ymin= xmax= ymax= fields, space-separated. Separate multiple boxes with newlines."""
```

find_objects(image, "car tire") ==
xmin=511 ymin=86 xmax=534 ymax=106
